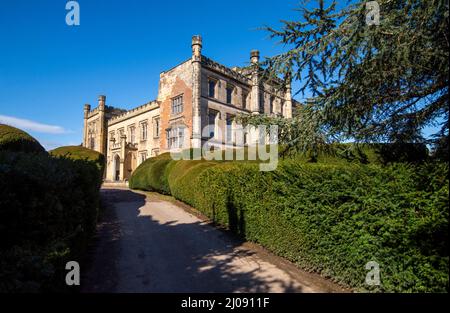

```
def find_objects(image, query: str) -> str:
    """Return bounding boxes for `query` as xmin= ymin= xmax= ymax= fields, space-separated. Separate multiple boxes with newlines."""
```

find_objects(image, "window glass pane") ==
xmin=171 ymin=96 xmax=183 ymax=114
xmin=208 ymin=111 xmax=216 ymax=138
xmin=242 ymin=92 xmax=247 ymax=109
xmin=270 ymin=96 xmax=275 ymax=113
xmin=226 ymin=116 xmax=233 ymax=142
xmin=167 ymin=126 xmax=185 ymax=149
xmin=208 ymin=80 xmax=215 ymax=98
xmin=226 ymin=87 xmax=233 ymax=104
xmin=153 ymin=118 xmax=160 ymax=137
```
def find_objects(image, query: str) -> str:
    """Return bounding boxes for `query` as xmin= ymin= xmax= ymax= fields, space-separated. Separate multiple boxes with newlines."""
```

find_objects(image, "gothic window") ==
xmin=166 ymin=126 xmax=185 ymax=149
xmin=140 ymin=122 xmax=148 ymax=141
xmin=226 ymin=85 xmax=234 ymax=104
xmin=270 ymin=95 xmax=275 ymax=114
xmin=208 ymin=79 xmax=216 ymax=98
xmin=242 ymin=90 xmax=249 ymax=109
xmin=208 ymin=110 xmax=219 ymax=138
xmin=140 ymin=151 xmax=147 ymax=164
xmin=129 ymin=125 xmax=136 ymax=143
xmin=226 ymin=114 xmax=234 ymax=143
xmin=171 ymin=95 xmax=183 ymax=115
xmin=259 ymin=92 xmax=265 ymax=113
xmin=153 ymin=117 xmax=160 ymax=138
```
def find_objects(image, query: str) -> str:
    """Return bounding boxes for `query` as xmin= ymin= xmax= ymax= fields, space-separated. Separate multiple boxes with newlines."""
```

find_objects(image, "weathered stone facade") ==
xmin=83 ymin=35 xmax=294 ymax=182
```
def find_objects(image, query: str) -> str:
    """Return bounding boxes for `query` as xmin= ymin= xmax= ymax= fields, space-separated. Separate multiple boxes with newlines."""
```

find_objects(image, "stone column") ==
xmin=83 ymin=104 xmax=91 ymax=147
xmin=250 ymin=50 xmax=260 ymax=114
xmin=249 ymin=50 xmax=260 ymax=145
xmin=98 ymin=95 xmax=107 ymax=155
xmin=120 ymin=134 xmax=126 ymax=181
xmin=283 ymin=74 xmax=293 ymax=118
xmin=191 ymin=35 xmax=202 ymax=149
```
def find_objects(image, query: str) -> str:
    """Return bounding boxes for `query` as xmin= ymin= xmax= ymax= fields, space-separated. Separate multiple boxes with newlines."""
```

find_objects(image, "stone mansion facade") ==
xmin=82 ymin=35 xmax=295 ymax=182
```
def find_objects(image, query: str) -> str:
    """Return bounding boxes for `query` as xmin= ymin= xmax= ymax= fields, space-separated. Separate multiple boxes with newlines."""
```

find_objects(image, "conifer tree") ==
xmin=240 ymin=0 xmax=449 ymax=155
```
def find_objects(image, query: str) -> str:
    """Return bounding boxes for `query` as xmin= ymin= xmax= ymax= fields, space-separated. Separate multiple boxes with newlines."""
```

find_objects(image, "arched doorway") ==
xmin=114 ymin=154 xmax=121 ymax=181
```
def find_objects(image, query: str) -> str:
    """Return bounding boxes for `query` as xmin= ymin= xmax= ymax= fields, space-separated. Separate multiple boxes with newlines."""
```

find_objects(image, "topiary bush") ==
xmin=50 ymin=145 xmax=105 ymax=173
xmin=130 ymin=150 xmax=448 ymax=292
xmin=0 ymin=138 xmax=104 ymax=292
xmin=129 ymin=153 xmax=173 ymax=193
xmin=0 ymin=124 xmax=45 ymax=153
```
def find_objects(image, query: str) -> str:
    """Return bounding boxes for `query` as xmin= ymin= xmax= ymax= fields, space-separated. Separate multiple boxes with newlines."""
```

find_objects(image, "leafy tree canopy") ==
xmin=239 ymin=0 xmax=449 ymax=158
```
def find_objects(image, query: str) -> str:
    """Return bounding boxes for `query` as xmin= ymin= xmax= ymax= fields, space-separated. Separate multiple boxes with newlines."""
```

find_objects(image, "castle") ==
xmin=82 ymin=35 xmax=295 ymax=182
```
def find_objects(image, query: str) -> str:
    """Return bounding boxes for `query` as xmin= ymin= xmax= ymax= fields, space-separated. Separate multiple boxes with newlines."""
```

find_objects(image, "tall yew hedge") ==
xmin=0 ymin=132 xmax=104 ymax=292
xmin=130 ymin=152 xmax=448 ymax=292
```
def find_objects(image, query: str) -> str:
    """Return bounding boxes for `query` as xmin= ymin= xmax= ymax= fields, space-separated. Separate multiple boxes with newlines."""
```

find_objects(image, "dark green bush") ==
xmin=0 ymin=124 xmax=45 ymax=153
xmin=0 ymin=145 xmax=103 ymax=292
xmin=50 ymin=145 xmax=105 ymax=172
xmin=129 ymin=153 xmax=172 ymax=193
xmin=130 ymin=150 xmax=448 ymax=292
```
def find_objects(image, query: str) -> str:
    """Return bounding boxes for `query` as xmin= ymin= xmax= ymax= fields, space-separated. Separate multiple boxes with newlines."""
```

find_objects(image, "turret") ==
xmin=84 ymin=103 xmax=91 ymax=117
xmin=250 ymin=50 xmax=260 ymax=114
xmin=83 ymin=104 xmax=91 ymax=147
xmin=191 ymin=35 xmax=202 ymax=62
xmin=98 ymin=95 xmax=107 ymax=155
xmin=250 ymin=49 xmax=260 ymax=65
xmin=98 ymin=95 xmax=106 ymax=110
xmin=191 ymin=35 xmax=202 ymax=150
xmin=283 ymin=73 xmax=293 ymax=118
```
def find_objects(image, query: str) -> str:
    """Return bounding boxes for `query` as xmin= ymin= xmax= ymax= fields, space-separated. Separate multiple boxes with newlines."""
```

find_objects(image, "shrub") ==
xmin=0 ymin=124 xmax=45 ymax=153
xmin=196 ymin=162 xmax=448 ymax=292
xmin=0 ymin=144 xmax=103 ymax=292
xmin=50 ymin=145 xmax=105 ymax=173
xmin=129 ymin=153 xmax=172 ymax=192
xmin=130 ymin=151 xmax=448 ymax=292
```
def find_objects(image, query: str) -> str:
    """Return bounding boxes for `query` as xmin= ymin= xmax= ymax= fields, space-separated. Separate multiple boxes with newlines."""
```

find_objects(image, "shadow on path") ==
xmin=81 ymin=188 xmax=302 ymax=293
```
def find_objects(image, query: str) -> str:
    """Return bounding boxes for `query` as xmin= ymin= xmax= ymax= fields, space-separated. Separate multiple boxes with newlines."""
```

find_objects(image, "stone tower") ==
xmin=82 ymin=95 xmax=108 ymax=155
xmin=83 ymin=103 xmax=91 ymax=147
xmin=97 ymin=95 xmax=107 ymax=155
xmin=191 ymin=35 xmax=202 ymax=149
xmin=250 ymin=49 xmax=260 ymax=114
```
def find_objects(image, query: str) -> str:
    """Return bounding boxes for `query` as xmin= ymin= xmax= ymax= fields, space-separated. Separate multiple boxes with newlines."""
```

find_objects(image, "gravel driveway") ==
xmin=81 ymin=188 xmax=345 ymax=293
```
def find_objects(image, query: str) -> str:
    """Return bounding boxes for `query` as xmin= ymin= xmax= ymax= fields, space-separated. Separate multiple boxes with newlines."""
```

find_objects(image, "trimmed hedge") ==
xmin=130 ymin=151 xmax=448 ymax=292
xmin=50 ymin=145 xmax=105 ymax=173
xmin=0 ymin=124 xmax=45 ymax=153
xmin=0 ymin=141 xmax=104 ymax=292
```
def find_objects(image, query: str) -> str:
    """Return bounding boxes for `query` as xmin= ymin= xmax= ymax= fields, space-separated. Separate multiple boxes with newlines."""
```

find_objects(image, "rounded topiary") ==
xmin=50 ymin=145 xmax=105 ymax=171
xmin=0 ymin=124 xmax=45 ymax=153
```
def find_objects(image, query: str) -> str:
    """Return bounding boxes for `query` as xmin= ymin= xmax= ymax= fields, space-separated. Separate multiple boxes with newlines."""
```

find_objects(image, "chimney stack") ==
xmin=191 ymin=35 xmax=203 ymax=149
xmin=250 ymin=50 xmax=260 ymax=64
xmin=98 ymin=95 xmax=106 ymax=110
xmin=83 ymin=104 xmax=91 ymax=118
xmin=192 ymin=35 xmax=202 ymax=61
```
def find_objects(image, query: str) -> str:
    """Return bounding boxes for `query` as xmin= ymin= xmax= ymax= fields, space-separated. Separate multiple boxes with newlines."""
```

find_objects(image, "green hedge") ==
xmin=129 ymin=153 xmax=173 ymax=193
xmin=0 ymin=124 xmax=45 ymax=153
xmin=50 ymin=145 xmax=105 ymax=174
xmin=130 ymin=152 xmax=448 ymax=292
xmin=0 ymin=142 xmax=104 ymax=292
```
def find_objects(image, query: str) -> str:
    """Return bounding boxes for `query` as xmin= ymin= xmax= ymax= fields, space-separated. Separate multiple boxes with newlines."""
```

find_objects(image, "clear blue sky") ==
xmin=0 ymin=0 xmax=304 ymax=149
xmin=0 ymin=1 xmax=439 ymax=150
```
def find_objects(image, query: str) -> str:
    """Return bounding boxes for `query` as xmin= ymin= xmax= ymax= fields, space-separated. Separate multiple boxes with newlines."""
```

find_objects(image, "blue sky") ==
xmin=0 ymin=0 xmax=305 ymax=149
xmin=0 ymin=1 xmax=440 ymax=150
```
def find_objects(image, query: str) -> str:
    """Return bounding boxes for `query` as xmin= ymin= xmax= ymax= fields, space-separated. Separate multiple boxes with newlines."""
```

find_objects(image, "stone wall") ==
xmin=82 ymin=35 xmax=294 ymax=181
xmin=157 ymin=59 xmax=193 ymax=153
xmin=105 ymin=101 xmax=160 ymax=181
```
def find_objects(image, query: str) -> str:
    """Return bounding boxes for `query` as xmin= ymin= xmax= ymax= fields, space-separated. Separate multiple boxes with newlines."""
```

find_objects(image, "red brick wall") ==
xmin=159 ymin=76 xmax=193 ymax=151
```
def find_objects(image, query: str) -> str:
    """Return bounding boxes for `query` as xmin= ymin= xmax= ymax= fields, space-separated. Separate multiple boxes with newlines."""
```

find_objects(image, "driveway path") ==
xmin=81 ymin=188 xmax=345 ymax=293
